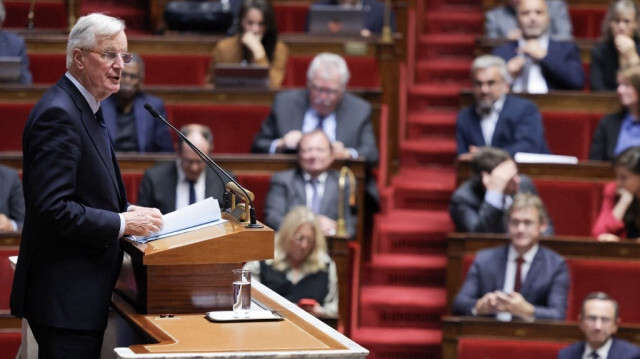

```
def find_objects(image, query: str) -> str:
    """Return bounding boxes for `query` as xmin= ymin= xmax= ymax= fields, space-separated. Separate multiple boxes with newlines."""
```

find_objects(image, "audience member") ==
xmin=590 ymin=0 xmax=640 ymax=92
xmin=0 ymin=164 xmax=24 ymax=231
xmin=207 ymin=0 xmax=289 ymax=88
xmin=590 ymin=65 xmax=640 ymax=161
xmin=308 ymin=0 xmax=397 ymax=37
xmin=558 ymin=292 xmax=640 ymax=359
xmin=264 ymin=130 xmax=356 ymax=237
xmin=137 ymin=124 xmax=230 ymax=214
xmin=243 ymin=206 xmax=338 ymax=318
xmin=101 ymin=53 xmax=173 ymax=152
xmin=452 ymin=193 xmax=568 ymax=321
xmin=0 ymin=0 xmax=32 ymax=83
xmin=492 ymin=0 xmax=585 ymax=93
xmin=485 ymin=0 xmax=573 ymax=41
xmin=456 ymin=55 xmax=550 ymax=158
xmin=593 ymin=146 xmax=640 ymax=241
xmin=450 ymin=147 xmax=553 ymax=235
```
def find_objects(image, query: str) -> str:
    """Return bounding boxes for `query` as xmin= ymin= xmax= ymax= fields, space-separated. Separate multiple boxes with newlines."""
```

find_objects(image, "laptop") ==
xmin=214 ymin=64 xmax=269 ymax=89
xmin=307 ymin=5 xmax=364 ymax=36
xmin=0 ymin=56 xmax=21 ymax=83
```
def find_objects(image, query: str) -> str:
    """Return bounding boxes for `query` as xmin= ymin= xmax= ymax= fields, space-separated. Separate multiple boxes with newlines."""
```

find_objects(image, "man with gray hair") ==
xmin=251 ymin=52 xmax=378 ymax=166
xmin=0 ymin=0 xmax=32 ymax=83
xmin=11 ymin=13 xmax=163 ymax=357
xmin=456 ymin=54 xmax=549 ymax=159
xmin=101 ymin=52 xmax=173 ymax=152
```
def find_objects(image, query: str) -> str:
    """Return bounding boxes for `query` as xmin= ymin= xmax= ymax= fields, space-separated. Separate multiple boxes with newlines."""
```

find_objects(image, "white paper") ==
xmin=514 ymin=152 xmax=579 ymax=164
xmin=133 ymin=197 xmax=222 ymax=244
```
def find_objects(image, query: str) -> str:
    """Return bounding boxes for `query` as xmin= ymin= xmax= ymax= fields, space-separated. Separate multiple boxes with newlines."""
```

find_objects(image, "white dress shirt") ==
xmin=496 ymin=244 xmax=539 ymax=321
xmin=582 ymin=338 xmax=612 ymax=359
xmin=175 ymin=159 xmax=206 ymax=210
xmin=511 ymin=33 xmax=550 ymax=94
xmin=476 ymin=95 xmax=506 ymax=146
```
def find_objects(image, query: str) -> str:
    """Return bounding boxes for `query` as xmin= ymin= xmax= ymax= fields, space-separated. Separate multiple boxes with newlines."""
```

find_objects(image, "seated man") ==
xmin=492 ymin=0 xmax=585 ymax=93
xmin=456 ymin=55 xmax=550 ymax=158
xmin=450 ymin=147 xmax=553 ymax=234
xmin=558 ymin=292 xmax=640 ymax=359
xmin=137 ymin=124 xmax=230 ymax=213
xmin=0 ymin=0 xmax=32 ymax=83
xmin=101 ymin=53 xmax=173 ymax=152
xmin=264 ymin=130 xmax=356 ymax=238
xmin=485 ymin=0 xmax=572 ymax=41
xmin=452 ymin=193 xmax=568 ymax=320
xmin=308 ymin=0 xmax=397 ymax=37
xmin=0 ymin=164 xmax=24 ymax=231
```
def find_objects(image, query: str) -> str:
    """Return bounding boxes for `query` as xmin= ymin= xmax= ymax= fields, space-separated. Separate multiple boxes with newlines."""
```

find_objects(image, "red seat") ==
xmin=28 ymin=53 xmax=67 ymax=84
xmin=570 ymin=7 xmax=607 ymax=39
xmin=458 ymin=337 xmax=570 ymax=359
xmin=274 ymin=4 xmax=309 ymax=33
xmin=4 ymin=1 xmax=66 ymax=29
xmin=142 ymin=54 xmax=211 ymax=86
xmin=542 ymin=112 xmax=602 ymax=160
xmin=0 ymin=102 xmax=33 ymax=151
xmin=0 ymin=248 xmax=19 ymax=310
xmin=121 ymin=172 xmax=144 ymax=205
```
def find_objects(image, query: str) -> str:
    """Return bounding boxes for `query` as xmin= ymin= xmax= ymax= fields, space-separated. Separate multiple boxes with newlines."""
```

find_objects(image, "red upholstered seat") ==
xmin=0 ymin=248 xmax=19 ymax=310
xmin=3 ymin=1 xmax=66 ymax=29
xmin=0 ymin=330 xmax=21 ymax=359
xmin=28 ymin=53 xmax=67 ymax=84
xmin=570 ymin=7 xmax=607 ymax=39
xmin=0 ymin=102 xmax=33 ymax=151
xmin=141 ymin=54 xmax=211 ymax=86
xmin=458 ymin=337 xmax=570 ymax=359
xmin=542 ymin=112 xmax=602 ymax=160
xmin=274 ymin=4 xmax=309 ymax=33
xmin=121 ymin=172 xmax=144 ymax=205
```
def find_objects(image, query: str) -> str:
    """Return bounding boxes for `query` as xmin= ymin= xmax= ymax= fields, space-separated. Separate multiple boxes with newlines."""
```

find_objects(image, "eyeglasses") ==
xmin=83 ymin=49 xmax=132 ymax=64
xmin=293 ymin=234 xmax=315 ymax=245
xmin=310 ymin=84 xmax=342 ymax=97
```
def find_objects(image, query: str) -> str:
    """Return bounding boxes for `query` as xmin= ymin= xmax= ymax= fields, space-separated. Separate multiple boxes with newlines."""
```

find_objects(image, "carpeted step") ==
xmin=415 ymin=59 xmax=471 ymax=86
xmin=399 ymin=137 xmax=457 ymax=167
xmin=351 ymin=327 xmax=442 ymax=359
xmin=425 ymin=10 xmax=484 ymax=35
xmin=407 ymin=83 xmax=461 ymax=113
xmin=407 ymin=110 xmax=458 ymax=138
xmin=417 ymin=34 xmax=476 ymax=61
xmin=359 ymin=286 xmax=446 ymax=329
xmin=374 ymin=209 xmax=452 ymax=255
xmin=389 ymin=168 xmax=456 ymax=212
xmin=363 ymin=253 xmax=447 ymax=287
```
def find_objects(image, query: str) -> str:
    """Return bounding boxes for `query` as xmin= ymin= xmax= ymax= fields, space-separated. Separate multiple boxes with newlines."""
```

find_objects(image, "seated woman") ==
xmin=207 ymin=0 xmax=288 ymax=88
xmin=590 ymin=65 xmax=640 ymax=161
xmin=243 ymin=206 xmax=338 ymax=318
xmin=593 ymin=146 xmax=640 ymax=241
xmin=590 ymin=0 xmax=640 ymax=91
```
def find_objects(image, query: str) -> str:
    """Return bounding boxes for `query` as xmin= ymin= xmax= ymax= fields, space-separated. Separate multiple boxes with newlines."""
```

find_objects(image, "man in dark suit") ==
xmin=492 ymin=0 xmax=584 ymax=93
xmin=0 ymin=0 xmax=32 ymax=83
xmin=450 ymin=147 xmax=553 ymax=234
xmin=0 ymin=164 xmax=24 ymax=231
xmin=137 ymin=124 xmax=229 ymax=214
xmin=456 ymin=55 xmax=550 ymax=158
xmin=485 ymin=0 xmax=572 ymax=41
xmin=452 ymin=192 xmax=568 ymax=320
xmin=10 ymin=14 xmax=163 ymax=358
xmin=101 ymin=53 xmax=173 ymax=153
xmin=264 ymin=130 xmax=356 ymax=237
xmin=558 ymin=292 xmax=640 ymax=359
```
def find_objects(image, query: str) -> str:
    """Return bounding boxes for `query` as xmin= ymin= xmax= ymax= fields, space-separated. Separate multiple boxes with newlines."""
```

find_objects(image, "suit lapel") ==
xmin=491 ymin=96 xmax=511 ymax=146
xmin=470 ymin=111 xmax=487 ymax=146
xmin=495 ymin=245 xmax=509 ymax=290
xmin=133 ymin=95 xmax=151 ymax=152
xmin=289 ymin=91 xmax=308 ymax=133
xmin=321 ymin=171 xmax=338 ymax=214
xmin=520 ymin=247 xmax=543 ymax=298
xmin=293 ymin=170 xmax=308 ymax=206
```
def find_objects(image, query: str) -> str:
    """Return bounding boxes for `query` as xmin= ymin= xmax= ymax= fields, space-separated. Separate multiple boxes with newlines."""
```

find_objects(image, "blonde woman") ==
xmin=243 ymin=206 xmax=338 ymax=318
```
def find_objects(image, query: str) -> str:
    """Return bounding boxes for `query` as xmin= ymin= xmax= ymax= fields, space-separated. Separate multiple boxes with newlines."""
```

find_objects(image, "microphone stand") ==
xmin=337 ymin=166 xmax=356 ymax=237
xmin=144 ymin=103 xmax=263 ymax=228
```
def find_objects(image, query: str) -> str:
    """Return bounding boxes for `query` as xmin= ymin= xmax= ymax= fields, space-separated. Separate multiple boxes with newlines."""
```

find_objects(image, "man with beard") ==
xmin=101 ymin=52 xmax=173 ymax=152
xmin=456 ymin=55 xmax=550 ymax=159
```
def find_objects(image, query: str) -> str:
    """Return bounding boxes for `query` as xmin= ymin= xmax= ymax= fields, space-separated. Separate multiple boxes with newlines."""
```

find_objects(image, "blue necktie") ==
xmin=316 ymin=113 xmax=326 ymax=131
xmin=309 ymin=179 xmax=321 ymax=213
xmin=188 ymin=180 xmax=196 ymax=205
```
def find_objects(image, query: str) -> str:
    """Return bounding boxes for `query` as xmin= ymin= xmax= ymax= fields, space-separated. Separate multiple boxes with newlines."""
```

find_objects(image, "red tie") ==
xmin=514 ymin=257 xmax=524 ymax=292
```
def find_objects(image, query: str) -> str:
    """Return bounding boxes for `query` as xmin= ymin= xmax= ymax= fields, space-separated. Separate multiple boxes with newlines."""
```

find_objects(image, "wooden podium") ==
xmin=116 ymin=213 xmax=275 ymax=314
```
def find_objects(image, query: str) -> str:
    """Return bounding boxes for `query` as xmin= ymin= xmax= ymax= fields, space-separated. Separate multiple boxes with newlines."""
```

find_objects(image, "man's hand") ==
xmin=597 ymin=233 xmax=621 ymax=242
xmin=506 ymin=56 xmax=526 ymax=78
xmin=518 ymin=40 xmax=547 ymax=61
xmin=0 ymin=214 xmax=13 ymax=232
xmin=276 ymin=130 xmax=303 ymax=152
xmin=317 ymin=214 xmax=337 ymax=236
xmin=475 ymin=292 xmax=499 ymax=315
xmin=506 ymin=28 xmax=523 ymax=41
xmin=495 ymin=291 xmax=535 ymax=320
xmin=122 ymin=206 xmax=163 ymax=237
xmin=482 ymin=160 xmax=518 ymax=194
xmin=331 ymin=141 xmax=351 ymax=159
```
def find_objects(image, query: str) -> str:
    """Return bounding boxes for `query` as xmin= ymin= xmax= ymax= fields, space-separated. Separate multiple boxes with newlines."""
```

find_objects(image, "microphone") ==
xmin=144 ymin=103 xmax=263 ymax=228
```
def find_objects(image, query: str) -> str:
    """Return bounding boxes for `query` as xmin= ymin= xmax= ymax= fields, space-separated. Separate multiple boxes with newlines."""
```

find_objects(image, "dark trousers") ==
xmin=29 ymin=321 xmax=104 ymax=359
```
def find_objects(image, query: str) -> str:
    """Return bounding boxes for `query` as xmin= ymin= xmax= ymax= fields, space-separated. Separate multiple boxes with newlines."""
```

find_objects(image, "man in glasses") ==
xmin=11 ymin=13 xmax=163 ymax=358
xmin=101 ymin=53 xmax=173 ymax=153
xmin=558 ymin=292 xmax=640 ymax=359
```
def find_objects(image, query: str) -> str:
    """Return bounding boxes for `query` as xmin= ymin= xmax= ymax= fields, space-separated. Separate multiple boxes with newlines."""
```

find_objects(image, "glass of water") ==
xmin=232 ymin=269 xmax=251 ymax=317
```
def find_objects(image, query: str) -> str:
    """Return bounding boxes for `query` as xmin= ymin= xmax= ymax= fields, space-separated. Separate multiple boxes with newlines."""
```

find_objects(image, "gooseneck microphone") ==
xmin=144 ymin=103 xmax=263 ymax=228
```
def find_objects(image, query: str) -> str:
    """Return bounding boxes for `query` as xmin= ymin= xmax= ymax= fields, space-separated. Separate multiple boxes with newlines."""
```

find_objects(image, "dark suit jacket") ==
xmin=101 ymin=92 xmax=173 ymax=153
xmin=309 ymin=0 xmax=397 ymax=34
xmin=136 ymin=161 xmax=230 ymax=214
xmin=0 ymin=164 xmax=25 ymax=229
xmin=590 ymin=110 xmax=627 ymax=161
xmin=456 ymin=95 xmax=550 ymax=155
xmin=11 ymin=75 xmax=128 ymax=331
xmin=558 ymin=338 xmax=640 ymax=359
xmin=251 ymin=89 xmax=379 ymax=167
xmin=492 ymin=39 xmax=585 ymax=91
xmin=452 ymin=244 xmax=569 ymax=320
xmin=590 ymin=38 xmax=640 ymax=92
xmin=485 ymin=1 xmax=573 ymax=40
xmin=264 ymin=168 xmax=356 ymax=237
xmin=0 ymin=30 xmax=32 ymax=84
xmin=449 ymin=174 xmax=554 ymax=235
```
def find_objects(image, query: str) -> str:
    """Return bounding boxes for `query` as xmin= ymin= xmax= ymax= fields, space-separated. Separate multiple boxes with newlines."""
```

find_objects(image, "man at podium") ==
xmin=10 ymin=14 xmax=163 ymax=358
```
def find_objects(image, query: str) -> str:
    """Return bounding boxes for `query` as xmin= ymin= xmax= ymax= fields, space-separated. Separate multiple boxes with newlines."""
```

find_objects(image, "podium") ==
xmin=116 ymin=213 xmax=275 ymax=314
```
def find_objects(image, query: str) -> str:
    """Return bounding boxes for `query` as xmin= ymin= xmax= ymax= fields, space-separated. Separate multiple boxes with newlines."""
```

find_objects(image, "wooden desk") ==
xmin=112 ymin=281 xmax=368 ymax=358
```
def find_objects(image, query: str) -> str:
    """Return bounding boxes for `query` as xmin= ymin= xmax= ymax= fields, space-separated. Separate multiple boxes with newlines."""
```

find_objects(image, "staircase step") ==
xmin=399 ymin=138 xmax=457 ymax=167
xmin=359 ymin=286 xmax=446 ymax=329
xmin=374 ymin=209 xmax=452 ymax=255
xmin=364 ymin=253 xmax=447 ymax=287
xmin=425 ymin=10 xmax=484 ymax=35
xmin=417 ymin=34 xmax=476 ymax=61
xmin=415 ymin=59 xmax=471 ymax=86
xmin=407 ymin=83 xmax=462 ymax=113
xmin=407 ymin=110 xmax=458 ymax=138
xmin=351 ymin=327 xmax=442 ymax=359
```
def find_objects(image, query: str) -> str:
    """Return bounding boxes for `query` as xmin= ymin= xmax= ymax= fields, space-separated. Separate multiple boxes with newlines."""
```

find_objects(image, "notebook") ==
xmin=214 ymin=63 xmax=269 ymax=89
xmin=0 ymin=56 xmax=21 ymax=82
xmin=307 ymin=5 xmax=364 ymax=35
